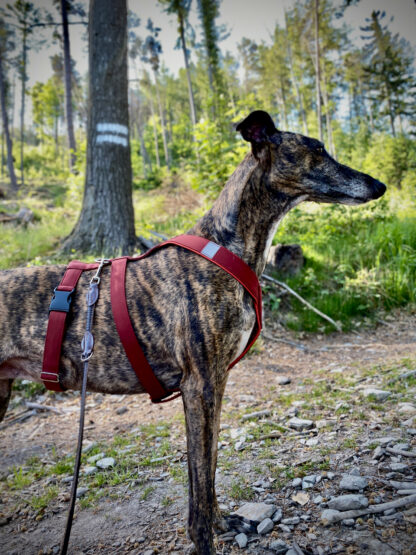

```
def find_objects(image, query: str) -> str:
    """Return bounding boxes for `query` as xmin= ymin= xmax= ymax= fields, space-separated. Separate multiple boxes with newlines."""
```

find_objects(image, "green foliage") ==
xmin=187 ymin=119 xmax=247 ymax=197
xmin=272 ymin=186 xmax=416 ymax=331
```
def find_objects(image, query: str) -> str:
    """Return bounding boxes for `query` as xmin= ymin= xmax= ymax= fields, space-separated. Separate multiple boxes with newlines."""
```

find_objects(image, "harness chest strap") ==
xmin=41 ymin=235 xmax=262 ymax=402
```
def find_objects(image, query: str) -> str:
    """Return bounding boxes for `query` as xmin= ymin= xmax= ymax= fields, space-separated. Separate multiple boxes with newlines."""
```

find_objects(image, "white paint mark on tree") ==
xmin=97 ymin=123 xmax=128 ymax=135
xmin=96 ymin=134 xmax=128 ymax=147
xmin=96 ymin=123 xmax=128 ymax=147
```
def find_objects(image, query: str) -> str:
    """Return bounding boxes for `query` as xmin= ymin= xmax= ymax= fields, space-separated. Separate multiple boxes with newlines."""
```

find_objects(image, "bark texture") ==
xmin=63 ymin=0 xmax=136 ymax=256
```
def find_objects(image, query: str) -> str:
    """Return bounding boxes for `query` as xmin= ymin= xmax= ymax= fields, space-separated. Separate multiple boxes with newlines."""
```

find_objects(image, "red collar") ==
xmin=41 ymin=235 xmax=262 ymax=402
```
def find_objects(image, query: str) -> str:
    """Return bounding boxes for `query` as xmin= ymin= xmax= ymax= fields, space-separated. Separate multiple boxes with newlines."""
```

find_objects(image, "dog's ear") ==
xmin=236 ymin=111 xmax=281 ymax=164
xmin=236 ymin=111 xmax=280 ymax=144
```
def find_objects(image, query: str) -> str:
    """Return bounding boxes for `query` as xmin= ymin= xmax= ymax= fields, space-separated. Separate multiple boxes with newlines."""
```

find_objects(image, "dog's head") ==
xmin=236 ymin=110 xmax=386 ymax=205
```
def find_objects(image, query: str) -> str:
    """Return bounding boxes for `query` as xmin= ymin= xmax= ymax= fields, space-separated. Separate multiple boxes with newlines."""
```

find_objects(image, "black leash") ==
xmin=60 ymin=258 xmax=109 ymax=555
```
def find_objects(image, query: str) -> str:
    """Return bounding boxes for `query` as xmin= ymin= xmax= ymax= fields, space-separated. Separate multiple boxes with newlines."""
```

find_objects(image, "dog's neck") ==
xmin=190 ymin=153 xmax=301 ymax=276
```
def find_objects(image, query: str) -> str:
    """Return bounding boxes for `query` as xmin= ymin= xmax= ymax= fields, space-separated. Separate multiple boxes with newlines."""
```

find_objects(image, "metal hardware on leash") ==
xmin=60 ymin=258 xmax=109 ymax=555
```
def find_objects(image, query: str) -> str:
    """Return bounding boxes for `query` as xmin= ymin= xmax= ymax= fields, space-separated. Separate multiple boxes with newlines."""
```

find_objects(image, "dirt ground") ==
xmin=1 ymin=310 xmax=415 ymax=555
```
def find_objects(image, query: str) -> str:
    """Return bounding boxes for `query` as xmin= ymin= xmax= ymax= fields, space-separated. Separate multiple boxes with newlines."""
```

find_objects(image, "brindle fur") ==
xmin=0 ymin=111 xmax=385 ymax=554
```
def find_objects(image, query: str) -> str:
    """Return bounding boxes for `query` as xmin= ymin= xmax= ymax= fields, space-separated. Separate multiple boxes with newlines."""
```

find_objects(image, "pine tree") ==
xmin=361 ymin=10 xmax=416 ymax=136
xmin=5 ymin=0 xmax=45 ymax=187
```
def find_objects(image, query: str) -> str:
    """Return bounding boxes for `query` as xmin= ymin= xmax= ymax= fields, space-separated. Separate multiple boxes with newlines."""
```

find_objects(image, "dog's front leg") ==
xmin=181 ymin=370 xmax=226 ymax=555
xmin=0 ymin=379 xmax=13 ymax=422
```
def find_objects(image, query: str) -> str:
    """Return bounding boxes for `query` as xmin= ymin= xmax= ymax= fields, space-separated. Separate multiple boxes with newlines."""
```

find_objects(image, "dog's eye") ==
xmin=316 ymin=146 xmax=324 ymax=154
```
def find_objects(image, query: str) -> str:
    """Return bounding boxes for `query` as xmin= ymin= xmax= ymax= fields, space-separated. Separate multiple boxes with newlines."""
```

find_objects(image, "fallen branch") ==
xmin=262 ymin=274 xmax=342 ymax=331
xmin=258 ymin=431 xmax=282 ymax=441
xmin=0 ymin=410 xmax=37 ymax=430
xmin=241 ymin=409 xmax=272 ymax=421
xmin=386 ymin=447 xmax=416 ymax=458
xmin=262 ymin=331 xmax=309 ymax=351
xmin=390 ymin=480 xmax=416 ymax=490
xmin=26 ymin=402 xmax=62 ymax=414
xmin=323 ymin=494 xmax=416 ymax=524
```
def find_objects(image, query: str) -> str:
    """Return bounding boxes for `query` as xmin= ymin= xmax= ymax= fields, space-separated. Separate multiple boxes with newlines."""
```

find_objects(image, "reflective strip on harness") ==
xmin=41 ymin=236 xmax=262 ymax=402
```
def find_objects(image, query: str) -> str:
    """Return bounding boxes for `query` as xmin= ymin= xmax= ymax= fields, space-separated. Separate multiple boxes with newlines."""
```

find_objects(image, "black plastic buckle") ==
xmin=49 ymin=288 xmax=75 ymax=313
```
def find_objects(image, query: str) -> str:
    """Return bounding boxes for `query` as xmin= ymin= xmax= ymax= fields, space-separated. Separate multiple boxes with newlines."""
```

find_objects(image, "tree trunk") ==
xmin=179 ymin=12 xmax=197 ymax=128
xmin=148 ymin=85 xmax=160 ymax=169
xmin=0 ymin=52 xmax=18 ymax=192
xmin=385 ymin=82 xmax=396 ymax=137
xmin=62 ymin=0 xmax=136 ymax=256
xmin=321 ymin=66 xmax=335 ymax=157
xmin=286 ymin=40 xmax=308 ymax=134
xmin=20 ymin=25 xmax=27 ymax=187
xmin=60 ymin=0 xmax=77 ymax=171
xmin=314 ymin=0 xmax=323 ymax=142
xmin=153 ymin=70 xmax=169 ymax=169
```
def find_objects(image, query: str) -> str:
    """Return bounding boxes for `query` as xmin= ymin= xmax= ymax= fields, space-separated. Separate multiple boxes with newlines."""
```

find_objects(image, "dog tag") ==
xmin=86 ymin=283 xmax=99 ymax=306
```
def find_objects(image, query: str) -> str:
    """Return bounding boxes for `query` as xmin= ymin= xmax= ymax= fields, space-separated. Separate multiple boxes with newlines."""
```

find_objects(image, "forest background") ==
xmin=0 ymin=0 xmax=415 ymax=333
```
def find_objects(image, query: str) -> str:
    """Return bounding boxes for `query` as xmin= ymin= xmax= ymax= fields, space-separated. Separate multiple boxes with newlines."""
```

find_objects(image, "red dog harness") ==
xmin=41 ymin=235 xmax=262 ymax=402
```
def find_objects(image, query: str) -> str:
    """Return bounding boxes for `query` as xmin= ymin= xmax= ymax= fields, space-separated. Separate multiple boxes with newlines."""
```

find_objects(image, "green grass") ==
xmin=272 ymin=188 xmax=416 ymax=331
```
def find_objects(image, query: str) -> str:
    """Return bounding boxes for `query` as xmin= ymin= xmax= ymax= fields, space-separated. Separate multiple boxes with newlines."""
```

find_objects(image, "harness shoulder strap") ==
xmin=41 ymin=261 xmax=99 ymax=391
xmin=161 ymin=235 xmax=262 ymax=368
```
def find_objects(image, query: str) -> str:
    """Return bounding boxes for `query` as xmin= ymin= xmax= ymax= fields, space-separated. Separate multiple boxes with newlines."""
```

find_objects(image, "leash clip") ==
xmin=90 ymin=258 xmax=111 ymax=285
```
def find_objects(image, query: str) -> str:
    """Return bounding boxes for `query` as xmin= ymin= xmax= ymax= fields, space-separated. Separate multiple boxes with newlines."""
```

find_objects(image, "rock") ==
xmin=373 ymin=436 xmax=398 ymax=446
xmin=286 ymin=546 xmax=304 ymax=555
xmin=82 ymin=466 xmax=98 ymax=476
xmin=282 ymin=516 xmax=300 ymax=525
xmin=272 ymin=508 xmax=283 ymax=522
xmin=342 ymin=518 xmax=355 ymax=526
xmin=267 ymin=244 xmax=304 ymax=276
xmin=269 ymin=539 xmax=289 ymax=553
xmin=288 ymin=417 xmax=314 ymax=431
xmin=292 ymin=477 xmax=302 ymax=488
xmin=339 ymin=474 xmax=368 ymax=491
xmin=235 ymin=533 xmax=248 ymax=548
xmin=398 ymin=403 xmax=416 ymax=414
xmin=327 ymin=494 xmax=369 ymax=511
xmin=76 ymin=487 xmax=89 ymax=498
xmin=321 ymin=509 xmax=341 ymax=525
xmin=362 ymin=388 xmax=391 ymax=401
xmin=277 ymin=376 xmax=291 ymax=385
xmin=87 ymin=452 xmax=105 ymax=464
xmin=305 ymin=437 xmax=318 ymax=447
xmin=292 ymin=491 xmax=309 ymax=506
xmin=302 ymin=475 xmax=317 ymax=489
xmin=394 ymin=442 xmax=410 ymax=450
xmin=257 ymin=517 xmax=274 ymax=535
xmin=316 ymin=419 xmax=336 ymax=429
xmin=235 ymin=440 xmax=247 ymax=452
xmin=372 ymin=445 xmax=385 ymax=460
xmin=235 ymin=502 xmax=276 ymax=523
xmin=116 ymin=406 xmax=128 ymax=415
xmin=278 ymin=523 xmax=292 ymax=534
xmin=313 ymin=495 xmax=323 ymax=504
xmin=96 ymin=457 xmax=115 ymax=469
xmin=389 ymin=462 xmax=409 ymax=472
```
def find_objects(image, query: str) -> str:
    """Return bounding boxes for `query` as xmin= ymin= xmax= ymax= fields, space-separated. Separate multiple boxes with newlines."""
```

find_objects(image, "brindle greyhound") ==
xmin=0 ymin=111 xmax=385 ymax=554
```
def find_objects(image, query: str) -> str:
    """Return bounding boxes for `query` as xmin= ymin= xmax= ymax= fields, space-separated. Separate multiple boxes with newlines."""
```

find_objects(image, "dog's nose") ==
xmin=373 ymin=179 xmax=386 ymax=199
xmin=366 ymin=176 xmax=386 ymax=199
